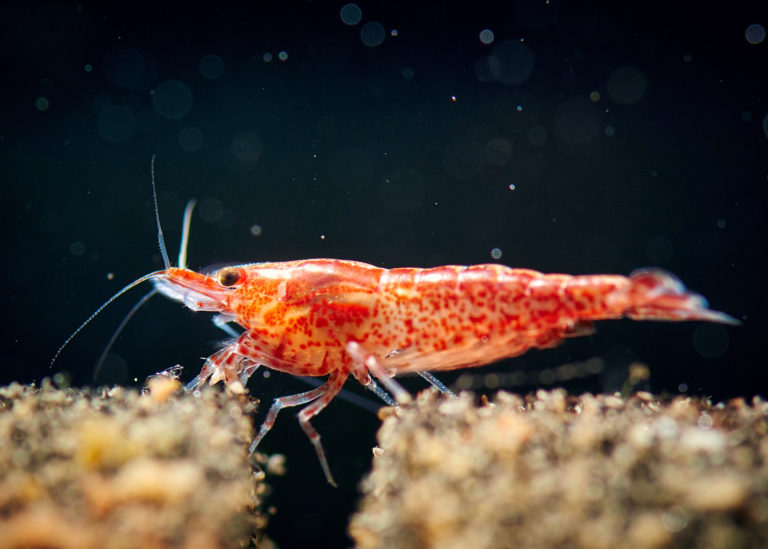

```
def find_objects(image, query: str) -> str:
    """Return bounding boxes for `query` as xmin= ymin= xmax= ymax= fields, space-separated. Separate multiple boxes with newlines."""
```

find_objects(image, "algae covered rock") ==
xmin=350 ymin=389 xmax=768 ymax=549
xmin=0 ymin=378 xmax=273 ymax=549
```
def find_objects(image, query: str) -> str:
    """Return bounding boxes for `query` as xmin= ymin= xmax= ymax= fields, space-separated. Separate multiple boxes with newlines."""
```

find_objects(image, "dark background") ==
xmin=2 ymin=1 xmax=766 ymax=547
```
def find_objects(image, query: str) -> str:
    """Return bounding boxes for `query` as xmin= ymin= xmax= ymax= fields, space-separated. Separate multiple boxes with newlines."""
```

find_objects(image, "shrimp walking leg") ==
xmin=417 ymin=371 xmax=456 ymax=396
xmin=248 ymin=384 xmax=327 ymax=455
xmin=346 ymin=341 xmax=411 ymax=404
xmin=295 ymin=369 xmax=349 ymax=487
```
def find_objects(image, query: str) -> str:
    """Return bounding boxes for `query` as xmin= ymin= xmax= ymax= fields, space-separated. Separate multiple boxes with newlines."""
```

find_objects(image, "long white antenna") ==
xmin=50 ymin=271 xmax=165 ymax=368
xmin=151 ymin=154 xmax=171 ymax=270
xmin=178 ymin=199 xmax=197 ymax=269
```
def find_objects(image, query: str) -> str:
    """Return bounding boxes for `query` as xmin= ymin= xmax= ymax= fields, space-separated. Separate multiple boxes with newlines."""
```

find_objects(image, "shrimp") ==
xmin=54 ymin=159 xmax=739 ymax=487
xmin=154 ymin=261 xmax=737 ymax=485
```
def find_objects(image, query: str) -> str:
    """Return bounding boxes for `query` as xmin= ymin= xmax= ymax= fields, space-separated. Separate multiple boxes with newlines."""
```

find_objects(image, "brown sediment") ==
xmin=0 ymin=379 xmax=276 ymax=549
xmin=350 ymin=388 xmax=768 ymax=549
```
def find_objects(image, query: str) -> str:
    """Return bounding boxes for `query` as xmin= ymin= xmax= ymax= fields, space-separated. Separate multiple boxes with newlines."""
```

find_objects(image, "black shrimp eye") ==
xmin=217 ymin=267 xmax=241 ymax=287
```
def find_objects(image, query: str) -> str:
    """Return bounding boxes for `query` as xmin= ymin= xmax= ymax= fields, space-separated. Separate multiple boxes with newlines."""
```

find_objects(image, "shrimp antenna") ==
xmin=152 ymin=154 xmax=171 ymax=270
xmin=50 ymin=271 xmax=166 ymax=369
xmin=91 ymin=198 xmax=197 ymax=382
xmin=92 ymin=288 xmax=157 ymax=383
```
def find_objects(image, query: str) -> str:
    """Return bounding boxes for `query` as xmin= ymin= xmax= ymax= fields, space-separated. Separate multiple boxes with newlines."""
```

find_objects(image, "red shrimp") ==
xmin=53 ymin=159 xmax=738 ymax=486
xmin=153 ymin=260 xmax=736 ymax=485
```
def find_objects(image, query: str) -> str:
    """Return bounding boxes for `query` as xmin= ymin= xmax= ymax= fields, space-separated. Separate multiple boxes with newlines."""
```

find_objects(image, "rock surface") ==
xmin=0 ymin=378 xmax=272 ymax=549
xmin=350 ymin=389 xmax=768 ymax=549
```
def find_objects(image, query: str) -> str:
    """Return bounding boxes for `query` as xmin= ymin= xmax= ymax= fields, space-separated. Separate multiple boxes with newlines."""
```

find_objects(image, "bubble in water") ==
xmin=491 ymin=248 xmax=503 ymax=259
xmin=361 ymin=21 xmax=386 ymax=47
xmin=479 ymin=29 xmax=495 ymax=45
xmin=199 ymin=54 xmax=224 ymax=79
xmin=745 ymin=23 xmax=766 ymax=45
xmin=153 ymin=80 xmax=192 ymax=120
xmin=340 ymin=3 xmax=362 ymax=25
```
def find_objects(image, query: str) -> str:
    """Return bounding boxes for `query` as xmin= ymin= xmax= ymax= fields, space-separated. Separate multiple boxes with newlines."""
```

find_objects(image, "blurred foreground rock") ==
xmin=0 ymin=379 xmax=273 ymax=549
xmin=350 ymin=389 xmax=768 ymax=549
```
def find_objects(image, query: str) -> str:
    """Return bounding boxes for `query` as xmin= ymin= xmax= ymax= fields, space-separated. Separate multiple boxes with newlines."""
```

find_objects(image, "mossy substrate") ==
xmin=350 ymin=389 xmax=768 ymax=549
xmin=0 ymin=378 xmax=272 ymax=549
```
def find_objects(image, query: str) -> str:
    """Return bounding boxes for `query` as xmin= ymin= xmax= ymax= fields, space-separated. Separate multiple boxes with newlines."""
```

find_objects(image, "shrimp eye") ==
xmin=217 ymin=267 xmax=241 ymax=287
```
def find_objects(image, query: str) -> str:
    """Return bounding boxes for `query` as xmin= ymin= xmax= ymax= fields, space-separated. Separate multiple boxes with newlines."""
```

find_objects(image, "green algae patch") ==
xmin=0 ymin=379 xmax=274 ymax=549
xmin=350 ymin=389 xmax=768 ymax=549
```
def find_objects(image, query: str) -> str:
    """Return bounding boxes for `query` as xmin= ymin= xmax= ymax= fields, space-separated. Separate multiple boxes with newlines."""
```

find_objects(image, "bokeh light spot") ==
xmin=402 ymin=67 xmax=415 ymax=80
xmin=479 ymin=29 xmax=495 ymax=45
xmin=97 ymin=105 xmax=137 ymax=144
xmin=226 ymin=131 xmax=264 ymax=174
xmin=443 ymin=138 xmax=485 ymax=180
xmin=340 ymin=3 xmax=362 ymax=26
xmin=745 ymin=23 xmax=766 ymax=45
xmin=178 ymin=126 xmax=204 ymax=152
xmin=199 ymin=197 xmax=224 ymax=223
xmin=361 ymin=21 xmax=386 ymax=47
xmin=278 ymin=51 xmax=288 ymax=61
xmin=554 ymin=106 xmax=599 ymax=155
xmin=250 ymin=224 xmax=263 ymax=237
xmin=527 ymin=125 xmax=548 ymax=146
xmin=490 ymin=40 xmax=535 ymax=85
xmin=199 ymin=54 xmax=224 ymax=79
xmin=35 ymin=97 xmax=49 ymax=111
xmin=70 ymin=241 xmax=85 ymax=256
xmin=84 ymin=63 xmax=93 ymax=72
xmin=692 ymin=324 xmax=730 ymax=359
xmin=485 ymin=137 xmax=512 ymax=165
xmin=263 ymin=52 xmax=273 ymax=62
xmin=491 ymin=247 xmax=503 ymax=259
xmin=605 ymin=66 xmax=648 ymax=105
xmin=763 ymin=113 xmax=768 ymax=139
xmin=153 ymin=80 xmax=192 ymax=120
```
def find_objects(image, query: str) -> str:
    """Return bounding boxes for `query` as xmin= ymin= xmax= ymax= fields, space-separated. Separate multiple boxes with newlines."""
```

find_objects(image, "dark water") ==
xmin=2 ymin=1 xmax=765 ymax=547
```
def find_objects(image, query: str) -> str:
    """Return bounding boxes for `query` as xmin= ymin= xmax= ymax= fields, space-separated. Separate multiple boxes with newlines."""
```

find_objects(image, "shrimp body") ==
xmin=155 ymin=259 xmax=735 ymax=487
